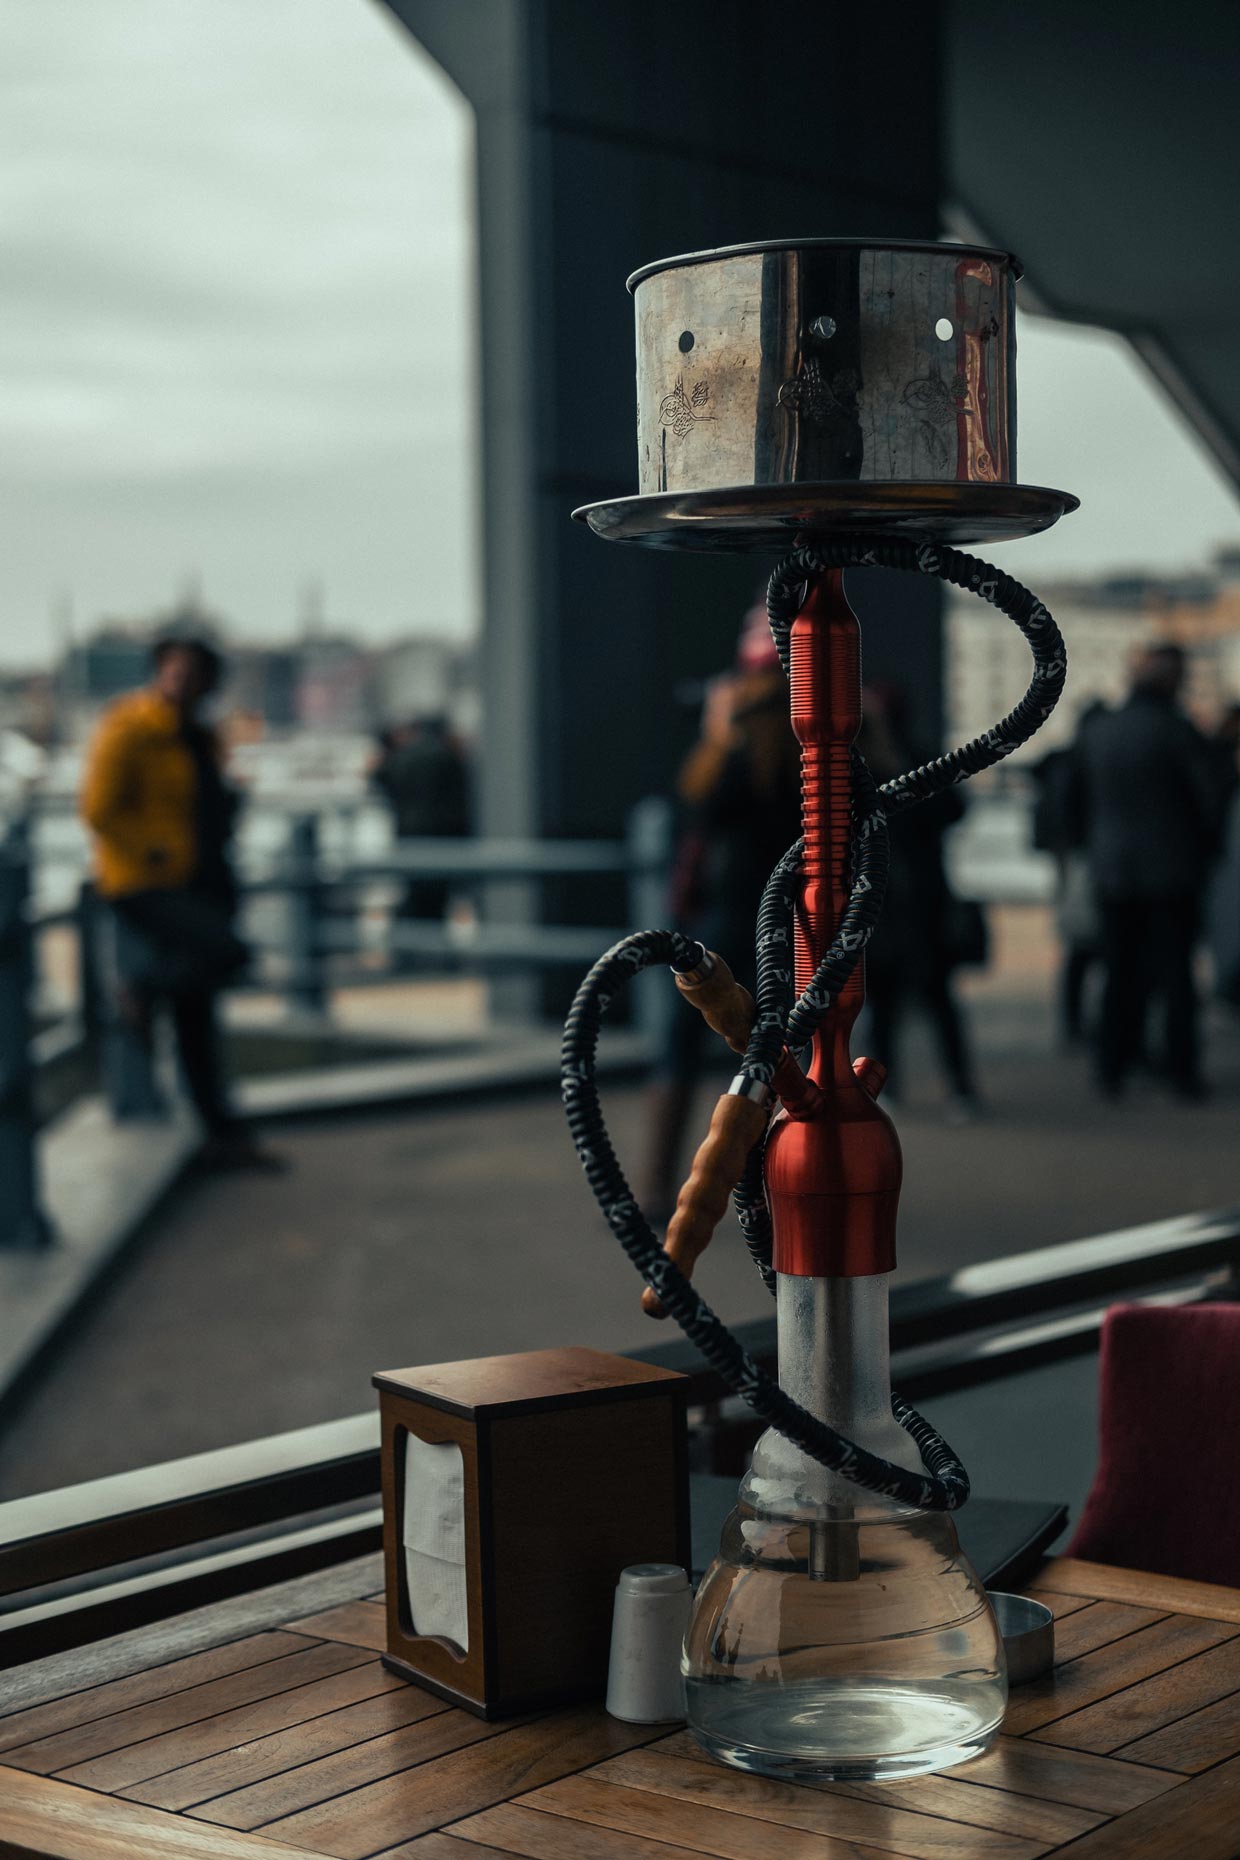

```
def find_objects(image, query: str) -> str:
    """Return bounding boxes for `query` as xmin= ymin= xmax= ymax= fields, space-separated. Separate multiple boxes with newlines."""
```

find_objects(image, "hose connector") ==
xmin=670 ymin=941 xmax=714 ymax=980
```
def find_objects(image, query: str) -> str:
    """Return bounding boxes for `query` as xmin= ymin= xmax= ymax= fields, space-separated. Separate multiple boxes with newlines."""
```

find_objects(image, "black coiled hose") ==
xmin=561 ymin=538 xmax=1066 ymax=1511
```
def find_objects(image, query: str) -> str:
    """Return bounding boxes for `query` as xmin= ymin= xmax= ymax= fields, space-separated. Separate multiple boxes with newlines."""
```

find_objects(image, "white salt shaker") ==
xmin=605 ymin=1563 xmax=691 ymax=1723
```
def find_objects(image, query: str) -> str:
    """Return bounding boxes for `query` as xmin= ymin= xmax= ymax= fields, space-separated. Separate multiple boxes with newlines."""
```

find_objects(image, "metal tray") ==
xmin=573 ymin=481 xmax=1079 ymax=553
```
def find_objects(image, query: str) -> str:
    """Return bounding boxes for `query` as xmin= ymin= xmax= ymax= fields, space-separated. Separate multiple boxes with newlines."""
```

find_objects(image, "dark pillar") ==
xmin=383 ymin=0 xmax=945 ymax=839
xmin=0 ymin=821 xmax=51 ymax=1249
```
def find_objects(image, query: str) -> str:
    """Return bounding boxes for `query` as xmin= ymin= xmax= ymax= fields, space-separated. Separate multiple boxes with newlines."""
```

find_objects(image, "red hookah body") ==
xmin=763 ymin=570 xmax=903 ymax=1278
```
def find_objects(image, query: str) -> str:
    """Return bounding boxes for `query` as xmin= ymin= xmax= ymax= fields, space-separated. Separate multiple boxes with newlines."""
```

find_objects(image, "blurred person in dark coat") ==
xmin=858 ymin=682 xmax=980 ymax=1118
xmin=371 ymin=715 xmax=471 ymax=925
xmin=1075 ymin=644 xmax=1222 ymax=1099
xmin=1030 ymin=699 xmax=1107 ymax=1048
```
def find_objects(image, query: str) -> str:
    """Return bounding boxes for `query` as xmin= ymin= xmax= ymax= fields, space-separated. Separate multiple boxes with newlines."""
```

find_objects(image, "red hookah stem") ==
xmin=788 ymin=571 xmax=863 ymax=1079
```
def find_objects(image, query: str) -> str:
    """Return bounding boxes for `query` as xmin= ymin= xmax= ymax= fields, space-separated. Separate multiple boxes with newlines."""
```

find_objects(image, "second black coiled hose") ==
xmin=561 ymin=537 xmax=1066 ymax=1511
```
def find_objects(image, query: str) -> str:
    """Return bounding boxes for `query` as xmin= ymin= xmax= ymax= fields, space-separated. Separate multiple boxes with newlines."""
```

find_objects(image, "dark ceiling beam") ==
xmin=945 ymin=0 xmax=1240 ymax=488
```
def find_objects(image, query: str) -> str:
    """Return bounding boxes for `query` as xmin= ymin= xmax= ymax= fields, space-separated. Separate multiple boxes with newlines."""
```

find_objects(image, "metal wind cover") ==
xmin=630 ymin=239 xmax=1018 ymax=497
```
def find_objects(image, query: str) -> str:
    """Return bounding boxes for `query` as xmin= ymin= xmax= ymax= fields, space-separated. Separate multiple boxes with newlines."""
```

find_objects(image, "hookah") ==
xmin=562 ymin=238 xmax=1077 ymax=1782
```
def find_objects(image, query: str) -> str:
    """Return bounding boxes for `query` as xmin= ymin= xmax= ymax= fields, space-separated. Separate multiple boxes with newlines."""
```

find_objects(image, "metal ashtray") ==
xmin=989 ymin=1592 xmax=1055 ymax=1686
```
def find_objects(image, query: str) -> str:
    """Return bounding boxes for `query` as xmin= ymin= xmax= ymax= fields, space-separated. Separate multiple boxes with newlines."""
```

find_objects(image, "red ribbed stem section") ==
xmin=788 ymin=572 xmax=862 ymax=1086
xmin=765 ymin=567 xmax=902 ymax=1279
xmin=796 ymin=742 xmax=856 ymax=979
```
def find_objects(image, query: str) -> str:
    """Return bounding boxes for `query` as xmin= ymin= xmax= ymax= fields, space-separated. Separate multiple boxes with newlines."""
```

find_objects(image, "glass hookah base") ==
xmin=685 ymin=1675 xmax=1004 ymax=1782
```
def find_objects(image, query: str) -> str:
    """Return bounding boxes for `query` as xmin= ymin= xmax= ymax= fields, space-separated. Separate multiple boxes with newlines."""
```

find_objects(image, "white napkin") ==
xmin=402 ymin=1432 xmax=469 ymax=1652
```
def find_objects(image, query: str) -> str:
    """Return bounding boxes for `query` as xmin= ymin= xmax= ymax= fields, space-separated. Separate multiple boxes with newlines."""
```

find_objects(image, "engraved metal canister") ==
xmin=629 ymin=240 xmax=1019 ymax=497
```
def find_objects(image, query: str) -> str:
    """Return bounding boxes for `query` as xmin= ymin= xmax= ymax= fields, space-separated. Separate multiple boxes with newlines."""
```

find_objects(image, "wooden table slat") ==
xmin=0 ymin=1763 xmax=341 ymax=1860
xmin=1116 ymin=1684 xmax=1240 ymax=1773
xmin=253 ymin=1710 xmax=669 ymax=1860
xmin=584 ymin=1746 xmax=1053 ymax=1859
xmin=283 ymin=1601 xmax=388 ymax=1652
xmin=816 ymin=1771 xmax=1101 ymax=1845
xmin=409 ymin=1797 xmax=725 ymax=1857
xmin=1019 ymin=1589 xmax=1098 ymax=1623
xmin=1043 ymin=1601 xmax=1166 ymax=1665
xmin=647 ymin=1727 xmax=1107 ymax=1845
xmin=1031 ymin=1633 xmax=1240 ymax=1756
xmin=1041 ymin=1751 xmax=1240 ymax=1859
xmin=191 ymin=1705 xmax=527 ymax=1830
xmin=3 ymin=1642 xmax=370 ymax=1777
xmin=1034 ymin=1558 xmax=1240 ymax=1625
xmin=930 ymin=1734 xmax=1181 ymax=1815
xmin=119 ymin=1678 xmax=446 ymax=1812
xmin=1002 ymin=1613 xmax=1239 ymax=1737
xmin=391 ymin=1832 xmax=538 ymax=1859
xmin=80 ymin=1668 xmax=433 ymax=1800
xmin=512 ymin=1771 xmax=972 ymax=1859
xmin=0 ymin=1632 xmax=313 ymax=1753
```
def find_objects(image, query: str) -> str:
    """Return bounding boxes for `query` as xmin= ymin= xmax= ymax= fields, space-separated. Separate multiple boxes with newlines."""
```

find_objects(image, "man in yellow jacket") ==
xmin=81 ymin=638 xmax=259 ymax=1160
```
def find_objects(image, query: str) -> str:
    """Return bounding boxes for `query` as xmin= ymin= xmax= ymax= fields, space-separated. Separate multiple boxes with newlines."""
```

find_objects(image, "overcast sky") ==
xmin=1 ymin=0 xmax=475 ymax=663
xmin=991 ymin=317 xmax=1240 ymax=591
xmin=2 ymin=0 xmax=1238 ymax=668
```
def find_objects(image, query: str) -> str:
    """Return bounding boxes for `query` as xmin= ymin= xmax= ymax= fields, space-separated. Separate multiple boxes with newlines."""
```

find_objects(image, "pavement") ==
xmin=2 ymin=909 xmax=1239 ymax=1500
xmin=0 ymin=1099 xmax=198 ymax=1414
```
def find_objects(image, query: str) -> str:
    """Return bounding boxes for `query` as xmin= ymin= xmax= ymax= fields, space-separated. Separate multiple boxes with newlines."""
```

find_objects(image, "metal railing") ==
xmin=2 ymin=785 xmax=1050 ymax=1249
xmin=0 ymin=803 xmax=673 ymax=1248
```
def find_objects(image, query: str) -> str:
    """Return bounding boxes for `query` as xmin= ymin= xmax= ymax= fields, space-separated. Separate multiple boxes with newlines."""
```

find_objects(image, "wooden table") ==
xmin=4 ymin=1555 xmax=1240 ymax=1858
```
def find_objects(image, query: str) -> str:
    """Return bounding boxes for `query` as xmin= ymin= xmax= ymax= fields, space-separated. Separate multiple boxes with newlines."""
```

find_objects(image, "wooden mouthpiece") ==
xmin=642 ymin=1091 xmax=768 ymax=1317
xmin=673 ymin=952 xmax=757 ymax=1054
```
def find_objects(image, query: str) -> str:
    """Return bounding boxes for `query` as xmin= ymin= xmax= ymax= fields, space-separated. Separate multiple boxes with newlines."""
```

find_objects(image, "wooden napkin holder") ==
xmin=373 ymin=1346 xmax=689 ymax=1719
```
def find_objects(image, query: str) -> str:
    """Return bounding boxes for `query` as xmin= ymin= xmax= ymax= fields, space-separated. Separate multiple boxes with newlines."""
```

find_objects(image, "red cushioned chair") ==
xmin=1067 ymin=1302 xmax=1240 ymax=1588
